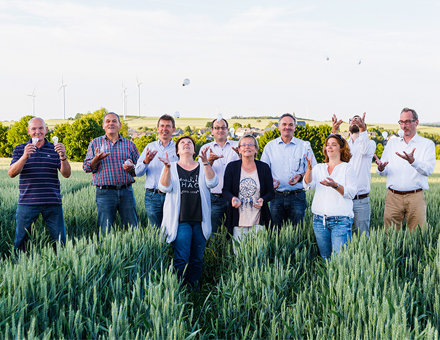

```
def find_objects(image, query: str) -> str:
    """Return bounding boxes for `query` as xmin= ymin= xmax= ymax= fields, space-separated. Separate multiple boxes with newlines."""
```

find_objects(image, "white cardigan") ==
xmin=158 ymin=161 xmax=219 ymax=243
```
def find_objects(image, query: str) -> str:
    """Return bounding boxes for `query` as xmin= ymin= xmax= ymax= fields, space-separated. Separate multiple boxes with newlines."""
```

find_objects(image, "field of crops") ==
xmin=1 ymin=169 xmax=440 ymax=339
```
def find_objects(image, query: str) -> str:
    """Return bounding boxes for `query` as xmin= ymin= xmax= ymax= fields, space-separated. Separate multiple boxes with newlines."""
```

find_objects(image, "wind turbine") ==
xmin=27 ymin=86 xmax=36 ymax=116
xmin=58 ymin=77 xmax=67 ymax=119
xmin=137 ymin=77 xmax=142 ymax=117
xmin=122 ymin=83 xmax=127 ymax=120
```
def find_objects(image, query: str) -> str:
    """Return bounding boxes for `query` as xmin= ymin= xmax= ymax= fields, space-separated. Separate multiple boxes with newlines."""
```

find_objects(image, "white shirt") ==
xmin=304 ymin=162 xmax=357 ymax=218
xmin=377 ymin=133 xmax=436 ymax=191
xmin=347 ymin=131 xmax=376 ymax=195
xmin=199 ymin=140 xmax=239 ymax=194
xmin=261 ymin=136 xmax=317 ymax=192
xmin=135 ymin=139 xmax=179 ymax=189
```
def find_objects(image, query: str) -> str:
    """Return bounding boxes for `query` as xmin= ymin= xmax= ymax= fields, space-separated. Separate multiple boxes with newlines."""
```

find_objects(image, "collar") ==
xmin=276 ymin=136 xmax=296 ymax=145
xmin=104 ymin=134 xmax=122 ymax=142
xmin=158 ymin=139 xmax=174 ymax=147
xmin=213 ymin=139 xmax=230 ymax=147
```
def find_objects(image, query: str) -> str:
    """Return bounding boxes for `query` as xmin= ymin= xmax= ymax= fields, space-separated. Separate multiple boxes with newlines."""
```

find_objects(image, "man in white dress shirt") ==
xmin=198 ymin=118 xmax=239 ymax=234
xmin=332 ymin=112 xmax=376 ymax=237
xmin=135 ymin=114 xmax=179 ymax=228
xmin=375 ymin=108 xmax=436 ymax=231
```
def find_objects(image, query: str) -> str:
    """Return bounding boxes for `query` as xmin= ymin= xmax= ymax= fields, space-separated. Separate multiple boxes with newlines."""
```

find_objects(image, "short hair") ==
xmin=278 ymin=113 xmax=296 ymax=125
xmin=323 ymin=134 xmax=351 ymax=163
xmin=238 ymin=134 xmax=259 ymax=159
xmin=401 ymin=107 xmax=418 ymax=121
xmin=211 ymin=118 xmax=229 ymax=128
xmin=103 ymin=112 xmax=121 ymax=124
xmin=158 ymin=114 xmax=175 ymax=128
xmin=175 ymin=136 xmax=196 ymax=159
xmin=28 ymin=117 xmax=46 ymax=129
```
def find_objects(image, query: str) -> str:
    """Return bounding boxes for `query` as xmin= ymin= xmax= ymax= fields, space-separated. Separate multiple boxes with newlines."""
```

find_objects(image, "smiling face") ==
xmin=238 ymin=136 xmax=257 ymax=158
xmin=157 ymin=119 xmax=175 ymax=143
xmin=176 ymin=137 xmax=195 ymax=158
xmin=27 ymin=118 xmax=48 ymax=142
xmin=102 ymin=113 xmax=121 ymax=136
xmin=211 ymin=119 xmax=228 ymax=143
xmin=325 ymin=137 xmax=342 ymax=158
xmin=278 ymin=116 xmax=296 ymax=142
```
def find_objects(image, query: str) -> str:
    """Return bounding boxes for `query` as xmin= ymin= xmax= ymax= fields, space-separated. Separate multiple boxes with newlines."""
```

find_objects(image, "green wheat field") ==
xmin=1 ymin=165 xmax=440 ymax=339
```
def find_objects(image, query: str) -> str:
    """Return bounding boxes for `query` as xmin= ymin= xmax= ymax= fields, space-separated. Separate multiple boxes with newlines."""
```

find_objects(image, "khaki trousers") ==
xmin=384 ymin=189 xmax=426 ymax=231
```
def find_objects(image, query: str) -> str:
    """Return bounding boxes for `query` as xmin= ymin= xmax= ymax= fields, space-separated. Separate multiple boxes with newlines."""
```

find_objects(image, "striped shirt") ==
xmin=83 ymin=134 xmax=140 ymax=186
xmin=11 ymin=139 xmax=62 ymax=205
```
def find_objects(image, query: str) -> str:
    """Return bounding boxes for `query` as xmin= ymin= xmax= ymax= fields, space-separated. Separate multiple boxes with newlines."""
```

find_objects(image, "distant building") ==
xmin=198 ymin=127 xmax=210 ymax=136
xmin=172 ymin=129 xmax=184 ymax=137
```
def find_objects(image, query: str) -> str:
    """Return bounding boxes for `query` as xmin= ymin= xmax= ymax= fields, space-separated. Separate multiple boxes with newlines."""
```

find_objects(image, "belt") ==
xmin=97 ymin=183 xmax=132 ymax=190
xmin=146 ymin=188 xmax=165 ymax=195
xmin=211 ymin=193 xmax=222 ymax=197
xmin=275 ymin=189 xmax=304 ymax=196
xmin=389 ymin=188 xmax=423 ymax=195
xmin=353 ymin=193 xmax=369 ymax=200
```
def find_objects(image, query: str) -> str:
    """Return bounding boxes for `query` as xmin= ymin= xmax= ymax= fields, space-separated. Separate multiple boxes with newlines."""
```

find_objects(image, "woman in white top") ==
xmin=304 ymin=134 xmax=357 ymax=260
xmin=158 ymin=136 xmax=218 ymax=289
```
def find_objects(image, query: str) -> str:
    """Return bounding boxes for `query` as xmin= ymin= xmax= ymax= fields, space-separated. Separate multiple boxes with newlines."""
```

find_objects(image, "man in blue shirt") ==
xmin=261 ymin=113 xmax=316 ymax=229
xmin=135 ymin=114 xmax=179 ymax=228
xmin=9 ymin=117 xmax=71 ymax=254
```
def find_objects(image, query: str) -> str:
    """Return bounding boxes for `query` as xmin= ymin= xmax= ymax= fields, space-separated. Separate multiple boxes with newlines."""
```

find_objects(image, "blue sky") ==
xmin=1 ymin=0 xmax=439 ymax=124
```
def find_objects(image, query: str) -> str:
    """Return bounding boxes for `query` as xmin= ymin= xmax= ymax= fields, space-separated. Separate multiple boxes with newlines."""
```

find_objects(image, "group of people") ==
xmin=9 ymin=108 xmax=436 ymax=287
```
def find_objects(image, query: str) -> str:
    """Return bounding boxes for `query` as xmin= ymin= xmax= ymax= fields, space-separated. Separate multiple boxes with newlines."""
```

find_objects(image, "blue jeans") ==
xmin=96 ymin=186 xmax=138 ymax=234
xmin=352 ymin=197 xmax=370 ymax=238
xmin=172 ymin=222 xmax=207 ymax=289
xmin=270 ymin=190 xmax=307 ymax=228
xmin=210 ymin=194 xmax=229 ymax=234
xmin=15 ymin=204 xmax=66 ymax=251
xmin=313 ymin=214 xmax=352 ymax=260
xmin=144 ymin=190 xmax=166 ymax=228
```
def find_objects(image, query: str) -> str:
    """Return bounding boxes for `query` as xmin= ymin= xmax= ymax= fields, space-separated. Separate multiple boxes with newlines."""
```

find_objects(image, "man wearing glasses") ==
xmin=375 ymin=108 xmax=436 ymax=231
xmin=332 ymin=112 xmax=376 ymax=238
xmin=261 ymin=113 xmax=316 ymax=229
xmin=198 ymin=118 xmax=239 ymax=234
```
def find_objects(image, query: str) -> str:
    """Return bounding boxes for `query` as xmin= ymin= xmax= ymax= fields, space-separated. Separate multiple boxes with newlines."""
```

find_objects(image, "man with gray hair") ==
xmin=261 ymin=113 xmax=316 ymax=229
xmin=375 ymin=107 xmax=436 ymax=231
xmin=84 ymin=112 xmax=139 ymax=234
xmin=9 ymin=117 xmax=71 ymax=254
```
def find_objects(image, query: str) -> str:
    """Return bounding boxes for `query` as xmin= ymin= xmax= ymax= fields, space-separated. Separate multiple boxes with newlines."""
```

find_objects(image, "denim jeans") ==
xmin=313 ymin=214 xmax=352 ymax=260
xmin=352 ymin=196 xmax=370 ymax=238
xmin=96 ymin=186 xmax=138 ymax=234
xmin=210 ymin=194 xmax=229 ymax=234
xmin=144 ymin=190 xmax=166 ymax=228
xmin=172 ymin=222 xmax=207 ymax=289
xmin=15 ymin=204 xmax=66 ymax=251
xmin=270 ymin=190 xmax=307 ymax=228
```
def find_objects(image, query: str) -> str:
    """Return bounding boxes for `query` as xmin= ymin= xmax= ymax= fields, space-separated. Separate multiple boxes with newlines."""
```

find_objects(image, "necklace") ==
xmin=242 ymin=163 xmax=254 ymax=171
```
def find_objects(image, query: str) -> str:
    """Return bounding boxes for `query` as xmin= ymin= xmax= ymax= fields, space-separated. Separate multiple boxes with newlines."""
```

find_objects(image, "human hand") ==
xmin=273 ymin=179 xmax=280 ymax=189
xmin=158 ymin=152 xmax=171 ymax=168
xmin=396 ymin=148 xmax=415 ymax=164
xmin=123 ymin=159 xmax=134 ymax=172
xmin=319 ymin=177 xmax=338 ymax=188
xmin=23 ymin=143 xmax=36 ymax=159
xmin=288 ymin=174 xmax=301 ymax=186
xmin=253 ymin=198 xmax=263 ymax=209
xmin=143 ymin=148 xmax=158 ymax=165
xmin=374 ymin=154 xmax=389 ymax=172
xmin=332 ymin=114 xmax=343 ymax=134
xmin=232 ymin=146 xmax=239 ymax=155
xmin=199 ymin=147 xmax=211 ymax=165
xmin=231 ymin=197 xmax=241 ymax=208
xmin=94 ymin=147 xmax=110 ymax=162
xmin=352 ymin=112 xmax=367 ymax=132
xmin=207 ymin=148 xmax=223 ymax=165
xmin=54 ymin=143 xmax=66 ymax=158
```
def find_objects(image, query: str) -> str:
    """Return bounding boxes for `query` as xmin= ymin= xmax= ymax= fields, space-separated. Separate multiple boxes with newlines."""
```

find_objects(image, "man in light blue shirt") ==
xmin=261 ymin=113 xmax=316 ymax=229
xmin=135 ymin=114 xmax=179 ymax=228
xmin=198 ymin=118 xmax=239 ymax=234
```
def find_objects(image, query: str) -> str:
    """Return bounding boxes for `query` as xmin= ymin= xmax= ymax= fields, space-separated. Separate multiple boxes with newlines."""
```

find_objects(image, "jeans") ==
xmin=270 ymin=190 xmax=307 ymax=228
xmin=313 ymin=214 xmax=352 ymax=260
xmin=352 ymin=196 xmax=370 ymax=238
xmin=96 ymin=186 xmax=138 ymax=234
xmin=144 ymin=190 xmax=166 ymax=228
xmin=210 ymin=194 xmax=229 ymax=234
xmin=15 ymin=204 xmax=66 ymax=251
xmin=172 ymin=222 xmax=207 ymax=289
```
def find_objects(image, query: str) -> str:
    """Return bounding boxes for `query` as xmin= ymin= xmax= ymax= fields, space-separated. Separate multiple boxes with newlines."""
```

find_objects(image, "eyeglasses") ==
xmin=398 ymin=119 xmax=415 ymax=125
xmin=327 ymin=133 xmax=344 ymax=141
xmin=213 ymin=126 xmax=228 ymax=130
xmin=239 ymin=143 xmax=256 ymax=148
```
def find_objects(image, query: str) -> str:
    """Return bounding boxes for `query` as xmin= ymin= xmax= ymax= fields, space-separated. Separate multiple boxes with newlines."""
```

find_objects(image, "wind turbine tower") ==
xmin=58 ymin=78 xmax=67 ymax=119
xmin=27 ymin=86 xmax=36 ymax=116
xmin=137 ymin=77 xmax=142 ymax=117
xmin=122 ymin=83 xmax=127 ymax=120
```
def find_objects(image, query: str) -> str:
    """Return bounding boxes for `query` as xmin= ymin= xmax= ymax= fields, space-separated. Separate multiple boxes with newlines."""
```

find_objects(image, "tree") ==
xmin=246 ymin=123 xmax=252 ymax=128
xmin=205 ymin=121 xmax=212 ymax=128
xmin=256 ymin=119 xmax=261 ymax=123
xmin=375 ymin=143 xmax=384 ymax=159
xmin=0 ymin=123 xmax=9 ymax=157
xmin=184 ymin=126 xmax=192 ymax=134
xmin=64 ymin=116 xmax=104 ymax=162
xmin=5 ymin=115 xmax=33 ymax=156
xmin=133 ymin=134 xmax=157 ymax=154
xmin=53 ymin=122 xmax=71 ymax=145
xmin=233 ymin=122 xmax=242 ymax=130
xmin=257 ymin=129 xmax=280 ymax=159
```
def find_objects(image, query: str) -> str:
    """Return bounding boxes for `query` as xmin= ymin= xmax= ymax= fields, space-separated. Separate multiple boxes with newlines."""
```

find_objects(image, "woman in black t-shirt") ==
xmin=158 ymin=136 xmax=218 ymax=289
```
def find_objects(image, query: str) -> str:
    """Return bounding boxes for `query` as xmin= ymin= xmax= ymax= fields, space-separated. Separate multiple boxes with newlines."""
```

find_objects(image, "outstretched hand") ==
xmin=158 ymin=152 xmax=171 ymax=168
xmin=207 ymin=147 xmax=223 ymax=165
xmin=396 ymin=148 xmax=415 ymax=164
xmin=143 ymin=148 xmax=158 ymax=165
xmin=94 ymin=147 xmax=110 ymax=162
xmin=374 ymin=154 xmax=389 ymax=172
xmin=331 ymin=114 xmax=343 ymax=134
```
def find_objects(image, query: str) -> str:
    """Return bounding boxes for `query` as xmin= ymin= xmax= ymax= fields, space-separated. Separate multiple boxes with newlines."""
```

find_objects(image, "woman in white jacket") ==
xmin=158 ymin=136 xmax=218 ymax=289
xmin=304 ymin=134 xmax=357 ymax=260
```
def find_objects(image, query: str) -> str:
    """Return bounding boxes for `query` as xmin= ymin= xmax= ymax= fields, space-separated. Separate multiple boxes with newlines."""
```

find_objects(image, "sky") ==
xmin=0 ymin=0 xmax=439 ymax=124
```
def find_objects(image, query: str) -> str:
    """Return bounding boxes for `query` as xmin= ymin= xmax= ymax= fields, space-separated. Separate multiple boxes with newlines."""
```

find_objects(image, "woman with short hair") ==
xmin=159 ymin=136 xmax=218 ymax=288
xmin=304 ymin=134 xmax=357 ymax=260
